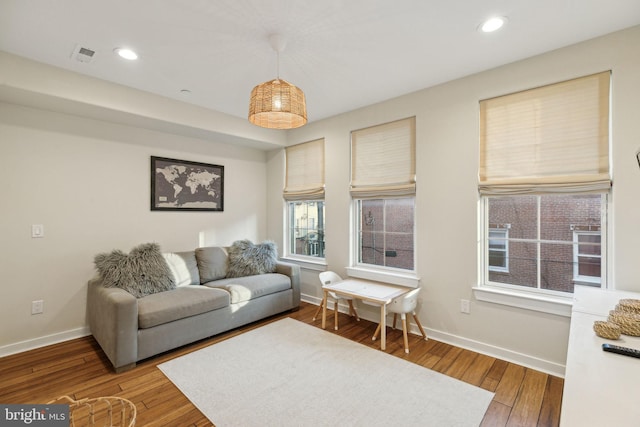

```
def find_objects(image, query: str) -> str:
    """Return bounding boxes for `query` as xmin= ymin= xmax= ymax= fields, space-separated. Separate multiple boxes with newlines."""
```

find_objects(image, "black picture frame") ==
xmin=151 ymin=156 xmax=224 ymax=211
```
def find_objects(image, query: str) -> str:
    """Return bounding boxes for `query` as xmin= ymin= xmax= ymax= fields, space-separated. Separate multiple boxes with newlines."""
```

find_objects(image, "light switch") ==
xmin=31 ymin=224 xmax=44 ymax=238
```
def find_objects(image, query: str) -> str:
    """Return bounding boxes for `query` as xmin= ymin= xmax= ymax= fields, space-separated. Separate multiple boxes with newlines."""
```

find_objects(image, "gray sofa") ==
xmin=87 ymin=245 xmax=300 ymax=372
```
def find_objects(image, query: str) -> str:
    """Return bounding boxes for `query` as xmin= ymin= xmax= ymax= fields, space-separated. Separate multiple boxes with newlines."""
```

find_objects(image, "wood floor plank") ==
xmin=431 ymin=345 xmax=463 ymax=373
xmin=74 ymin=383 xmax=123 ymax=402
xmin=484 ymin=359 xmax=509 ymax=384
xmin=1 ymin=364 xmax=111 ymax=403
xmin=480 ymin=400 xmax=511 ymax=427
xmin=506 ymin=369 xmax=548 ymax=427
xmin=193 ymin=419 xmax=215 ymax=427
xmin=0 ymin=339 xmax=92 ymax=374
xmin=119 ymin=369 xmax=167 ymax=391
xmin=481 ymin=360 xmax=507 ymax=392
xmin=536 ymin=374 xmax=564 ymax=427
xmin=0 ymin=302 xmax=564 ymax=426
xmin=142 ymin=395 xmax=201 ymax=427
xmin=444 ymin=348 xmax=478 ymax=380
xmin=141 ymin=382 xmax=184 ymax=409
xmin=31 ymin=357 xmax=88 ymax=376
xmin=138 ymin=391 xmax=189 ymax=422
xmin=401 ymin=338 xmax=439 ymax=366
xmin=462 ymin=353 xmax=496 ymax=386
xmin=493 ymin=363 xmax=526 ymax=407
xmin=481 ymin=376 xmax=500 ymax=392
xmin=427 ymin=340 xmax=454 ymax=358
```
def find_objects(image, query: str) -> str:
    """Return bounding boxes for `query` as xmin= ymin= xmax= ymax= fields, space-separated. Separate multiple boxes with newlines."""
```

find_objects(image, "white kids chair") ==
xmin=313 ymin=271 xmax=360 ymax=330
xmin=372 ymin=287 xmax=427 ymax=353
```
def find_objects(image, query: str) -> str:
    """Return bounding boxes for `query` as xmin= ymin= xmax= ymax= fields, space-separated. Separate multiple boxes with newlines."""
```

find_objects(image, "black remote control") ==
xmin=602 ymin=343 xmax=640 ymax=358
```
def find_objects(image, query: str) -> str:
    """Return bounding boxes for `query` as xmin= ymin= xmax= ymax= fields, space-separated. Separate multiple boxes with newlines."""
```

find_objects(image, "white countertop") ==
xmin=560 ymin=286 xmax=640 ymax=426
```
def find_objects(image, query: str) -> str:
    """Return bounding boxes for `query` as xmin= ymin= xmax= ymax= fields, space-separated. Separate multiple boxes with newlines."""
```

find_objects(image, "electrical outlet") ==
xmin=31 ymin=300 xmax=44 ymax=315
xmin=460 ymin=299 xmax=470 ymax=314
xmin=31 ymin=224 xmax=44 ymax=238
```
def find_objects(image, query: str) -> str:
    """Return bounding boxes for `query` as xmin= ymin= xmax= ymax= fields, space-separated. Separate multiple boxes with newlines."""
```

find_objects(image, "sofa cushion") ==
xmin=138 ymin=286 xmax=230 ymax=329
xmin=195 ymin=247 xmax=228 ymax=283
xmin=163 ymin=251 xmax=200 ymax=286
xmin=94 ymin=242 xmax=175 ymax=298
xmin=226 ymin=240 xmax=278 ymax=278
xmin=205 ymin=273 xmax=291 ymax=304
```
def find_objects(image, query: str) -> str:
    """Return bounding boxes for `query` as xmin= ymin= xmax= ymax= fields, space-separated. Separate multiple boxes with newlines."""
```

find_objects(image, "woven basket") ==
xmin=617 ymin=298 xmax=640 ymax=314
xmin=608 ymin=310 xmax=640 ymax=337
xmin=593 ymin=320 xmax=621 ymax=340
xmin=47 ymin=395 xmax=136 ymax=427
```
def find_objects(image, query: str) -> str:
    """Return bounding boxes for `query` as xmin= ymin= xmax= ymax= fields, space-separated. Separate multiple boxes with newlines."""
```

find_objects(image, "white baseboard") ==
xmin=0 ymin=327 xmax=91 ymax=358
xmin=422 ymin=328 xmax=565 ymax=378
xmin=301 ymin=293 xmax=566 ymax=378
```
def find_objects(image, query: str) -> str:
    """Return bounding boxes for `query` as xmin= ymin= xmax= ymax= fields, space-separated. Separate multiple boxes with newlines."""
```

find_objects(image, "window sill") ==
xmin=573 ymin=278 xmax=601 ymax=286
xmin=472 ymin=286 xmax=573 ymax=317
xmin=346 ymin=267 xmax=420 ymax=288
xmin=280 ymin=256 xmax=326 ymax=272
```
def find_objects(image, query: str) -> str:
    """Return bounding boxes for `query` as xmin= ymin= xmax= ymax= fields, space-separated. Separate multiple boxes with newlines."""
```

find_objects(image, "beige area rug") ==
xmin=158 ymin=318 xmax=493 ymax=427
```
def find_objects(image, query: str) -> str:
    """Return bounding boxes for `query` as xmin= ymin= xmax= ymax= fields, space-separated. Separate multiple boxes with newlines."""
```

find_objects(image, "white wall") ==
xmin=267 ymin=25 xmax=640 ymax=375
xmin=0 ymin=102 xmax=269 ymax=353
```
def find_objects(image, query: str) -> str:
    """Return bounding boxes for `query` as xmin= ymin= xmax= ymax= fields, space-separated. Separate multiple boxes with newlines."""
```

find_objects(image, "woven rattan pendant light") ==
xmin=248 ymin=34 xmax=307 ymax=129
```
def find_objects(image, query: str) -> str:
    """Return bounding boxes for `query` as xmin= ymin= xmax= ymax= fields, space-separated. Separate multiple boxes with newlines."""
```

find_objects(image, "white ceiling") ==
xmin=1 ymin=0 xmax=640 ymax=124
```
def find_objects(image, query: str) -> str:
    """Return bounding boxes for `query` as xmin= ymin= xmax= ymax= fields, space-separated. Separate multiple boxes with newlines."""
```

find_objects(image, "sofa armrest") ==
xmin=87 ymin=278 xmax=138 ymax=372
xmin=275 ymin=261 xmax=301 ymax=306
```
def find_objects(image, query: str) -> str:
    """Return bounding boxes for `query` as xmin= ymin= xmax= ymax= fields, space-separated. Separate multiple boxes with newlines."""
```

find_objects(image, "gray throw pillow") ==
xmin=163 ymin=251 xmax=201 ymax=287
xmin=226 ymin=239 xmax=277 ymax=278
xmin=94 ymin=243 xmax=176 ymax=298
xmin=195 ymin=246 xmax=228 ymax=283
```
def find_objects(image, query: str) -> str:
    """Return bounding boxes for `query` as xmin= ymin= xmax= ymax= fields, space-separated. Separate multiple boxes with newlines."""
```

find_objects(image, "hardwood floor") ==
xmin=0 ymin=302 xmax=563 ymax=426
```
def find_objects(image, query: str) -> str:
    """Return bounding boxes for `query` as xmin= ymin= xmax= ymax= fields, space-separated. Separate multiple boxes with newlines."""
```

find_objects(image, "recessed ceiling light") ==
xmin=114 ymin=48 xmax=138 ymax=60
xmin=480 ymin=16 xmax=507 ymax=33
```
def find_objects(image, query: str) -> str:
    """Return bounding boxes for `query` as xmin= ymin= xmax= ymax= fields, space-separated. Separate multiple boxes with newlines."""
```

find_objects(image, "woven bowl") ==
xmin=608 ymin=310 xmax=640 ymax=336
xmin=48 ymin=395 xmax=136 ymax=427
xmin=617 ymin=298 xmax=640 ymax=314
xmin=593 ymin=320 xmax=621 ymax=340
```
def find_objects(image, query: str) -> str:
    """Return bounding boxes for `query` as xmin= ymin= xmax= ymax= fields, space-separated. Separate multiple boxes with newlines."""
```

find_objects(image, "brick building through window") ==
xmin=487 ymin=194 xmax=602 ymax=293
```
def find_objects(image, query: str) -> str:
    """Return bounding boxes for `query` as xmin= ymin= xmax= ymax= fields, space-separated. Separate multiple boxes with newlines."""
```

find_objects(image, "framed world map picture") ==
xmin=151 ymin=156 xmax=224 ymax=211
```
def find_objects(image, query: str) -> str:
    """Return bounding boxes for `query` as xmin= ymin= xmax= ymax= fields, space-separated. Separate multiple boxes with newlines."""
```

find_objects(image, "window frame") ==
xmin=488 ymin=226 xmax=509 ymax=273
xmin=353 ymin=197 xmax=416 ymax=272
xmin=572 ymin=229 xmax=602 ymax=285
xmin=477 ymin=194 xmax=608 ymax=306
xmin=348 ymin=197 xmax=419 ymax=288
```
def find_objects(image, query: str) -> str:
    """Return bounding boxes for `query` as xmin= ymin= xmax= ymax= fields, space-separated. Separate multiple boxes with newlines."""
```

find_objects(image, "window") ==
xmin=351 ymin=118 xmax=416 ymax=273
xmin=479 ymin=72 xmax=610 ymax=296
xmin=284 ymin=139 xmax=325 ymax=260
xmin=288 ymin=201 xmax=325 ymax=257
xmin=488 ymin=226 xmax=509 ymax=272
xmin=357 ymin=198 xmax=414 ymax=270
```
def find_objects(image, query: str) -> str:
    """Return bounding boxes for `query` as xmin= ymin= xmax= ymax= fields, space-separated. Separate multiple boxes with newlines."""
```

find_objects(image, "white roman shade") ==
xmin=283 ymin=138 xmax=325 ymax=201
xmin=350 ymin=117 xmax=416 ymax=198
xmin=479 ymin=71 xmax=611 ymax=195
